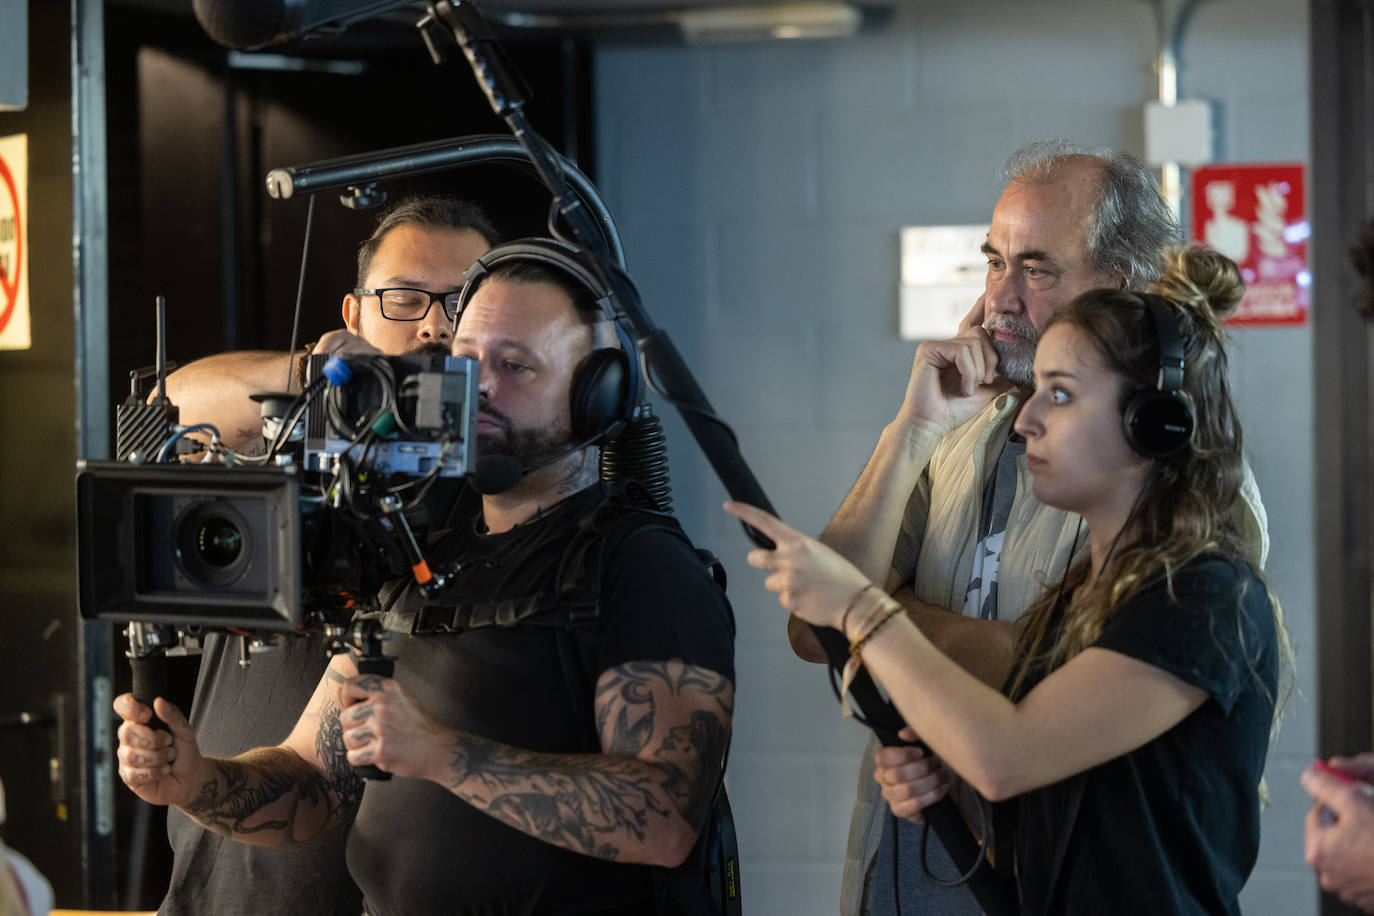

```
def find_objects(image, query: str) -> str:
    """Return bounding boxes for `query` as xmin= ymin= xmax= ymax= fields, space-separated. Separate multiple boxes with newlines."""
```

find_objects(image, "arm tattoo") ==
xmin=315 ymin=698 xmax=365 ymax=809
xmin=446 ymin=735 xmax=671 ymax=861
xmin=445 ymin=661 xmax=732 ymax=860
xmin=654 ymin=709 xmax=728 ymax=829
xmin=595 ymin=669 xmax=657 ymax=755
xmin=237 ymin=431 xmax=266 ymax=455
xmin=617 ymin=662 xmax=731 ymax=829
xmin=183 ymin=699 xmax=362 ymax=843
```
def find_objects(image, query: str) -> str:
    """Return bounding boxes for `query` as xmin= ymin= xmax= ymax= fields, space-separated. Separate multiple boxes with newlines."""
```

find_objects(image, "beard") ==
xmin=983 ymin=312 xmax=1040 ymax=387
xmin=476 ymin=406 xmax=575 ymax=470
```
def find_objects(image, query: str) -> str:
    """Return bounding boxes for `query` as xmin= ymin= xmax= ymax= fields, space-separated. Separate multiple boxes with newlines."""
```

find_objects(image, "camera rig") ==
xmin=79 ymin=341 xmax=482 ymax=752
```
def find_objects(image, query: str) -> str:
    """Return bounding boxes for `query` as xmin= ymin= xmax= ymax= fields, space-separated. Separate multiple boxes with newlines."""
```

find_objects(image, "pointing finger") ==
xmin=723 ymin=501 xmax=791 ymax=540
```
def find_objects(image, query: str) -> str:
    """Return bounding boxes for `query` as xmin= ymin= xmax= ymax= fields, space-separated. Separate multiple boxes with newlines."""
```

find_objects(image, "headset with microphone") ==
xmin=1122 ymin=297 xmax=1195 ymax=460
xmin=455 ymin=238 xmax=648 ymax=488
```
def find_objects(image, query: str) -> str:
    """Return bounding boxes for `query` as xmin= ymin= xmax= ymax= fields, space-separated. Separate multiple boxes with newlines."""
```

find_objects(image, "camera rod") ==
xmin=264 ymin=134 xmax=624 ymax=268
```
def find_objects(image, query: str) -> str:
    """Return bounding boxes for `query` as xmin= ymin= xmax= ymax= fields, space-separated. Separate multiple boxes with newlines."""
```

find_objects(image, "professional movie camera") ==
xmin=77 ymin=320 xmax=489 ymax=697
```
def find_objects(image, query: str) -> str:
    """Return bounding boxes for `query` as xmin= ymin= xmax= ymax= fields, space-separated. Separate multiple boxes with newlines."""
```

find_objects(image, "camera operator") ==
xmin=162 ymin=195 xmax=497 ymax=452
xmin=155 ymin=195 xmax=496 ymax=916
xmin=115 ymin=242 xmax=737 ymax=916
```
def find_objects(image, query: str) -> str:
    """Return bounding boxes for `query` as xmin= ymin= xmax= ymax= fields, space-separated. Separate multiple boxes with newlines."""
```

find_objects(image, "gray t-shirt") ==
xmin=962 ymin=438 xmax=1025 ymax=620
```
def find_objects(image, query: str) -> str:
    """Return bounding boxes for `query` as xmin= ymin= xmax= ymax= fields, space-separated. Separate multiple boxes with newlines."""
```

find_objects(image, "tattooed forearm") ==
xmin=316 ymin=699 xmax=365 ymax=808
xmin=237 ymin=434 xmax=267 ymax=456
xmin=439 ymin=661 xmax=733 ymax=864
xmin=181 ymin=698 xmax=362 ymax=845
xmin=445 ymin=734 xmax=671 ymax=860
xmin=183 ymin=747 xmax=340 ymax=844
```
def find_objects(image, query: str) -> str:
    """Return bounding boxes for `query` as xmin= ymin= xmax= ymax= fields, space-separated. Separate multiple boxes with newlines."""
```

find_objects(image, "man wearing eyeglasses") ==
xmin=155 ymin=195 xmax=496 ymax=916
xmin=336 ymin=202 xmax=491 ymax=359
xmin=164 ymin=195 xmax=497 ymax=451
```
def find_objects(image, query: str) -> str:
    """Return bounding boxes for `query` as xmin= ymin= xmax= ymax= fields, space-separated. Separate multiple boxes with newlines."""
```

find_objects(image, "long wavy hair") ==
xmin=1007 ymin=248 xmax=1293 ymax=739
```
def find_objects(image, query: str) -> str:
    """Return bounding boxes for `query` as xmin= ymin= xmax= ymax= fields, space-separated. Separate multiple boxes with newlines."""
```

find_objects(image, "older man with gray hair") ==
xmin=793 ymin=139 xmax=1268 ymax=915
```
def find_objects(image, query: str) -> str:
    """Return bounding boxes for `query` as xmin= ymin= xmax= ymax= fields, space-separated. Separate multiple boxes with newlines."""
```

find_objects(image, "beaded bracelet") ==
xmin=845 ymin=588 xmax=896 ymax=644
xmin=839 ymin=583 xmax=879 ymax=637
xmin=838 ymin=594 xmax=906 ymax=716
xmin=850 ymin=603 xmax=905 ymax=657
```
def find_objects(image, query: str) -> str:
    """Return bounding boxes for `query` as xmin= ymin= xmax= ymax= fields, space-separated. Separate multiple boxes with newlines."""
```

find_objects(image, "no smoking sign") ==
xmin=0 ymin=133 xmax=29 ymax=350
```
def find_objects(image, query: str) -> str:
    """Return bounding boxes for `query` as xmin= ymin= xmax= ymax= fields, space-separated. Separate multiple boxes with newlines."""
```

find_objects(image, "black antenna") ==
xmin=155 ymin=294 xmax=168 ymax=402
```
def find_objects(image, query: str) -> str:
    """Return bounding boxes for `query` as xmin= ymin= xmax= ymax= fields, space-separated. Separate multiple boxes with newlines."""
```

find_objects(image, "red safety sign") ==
xmin=1191 ymin=163 xmax=1308 ymax=326
xmin=0 ymin=133 xmax=29 ymax=350
xmin=0 ymin=149 xmax=22 ymax=336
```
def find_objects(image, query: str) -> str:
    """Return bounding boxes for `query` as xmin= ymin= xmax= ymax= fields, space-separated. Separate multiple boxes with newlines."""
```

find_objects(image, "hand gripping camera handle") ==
xmin=127 ymin=621 xmax=173 ymax=732
xmin=353 ymin=654 xmax=394 ymax=781
xmin=129 ymin=651 xmax=170 ymax=732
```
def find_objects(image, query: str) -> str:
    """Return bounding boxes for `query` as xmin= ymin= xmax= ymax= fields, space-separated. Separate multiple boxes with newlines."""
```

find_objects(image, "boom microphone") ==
xmin=192 ymin=0 xmax=413 ymax=51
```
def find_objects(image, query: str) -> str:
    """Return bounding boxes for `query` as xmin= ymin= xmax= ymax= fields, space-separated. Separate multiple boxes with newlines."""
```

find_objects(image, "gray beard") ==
xmin=990 ymin=337 xmax=1036 ymax=387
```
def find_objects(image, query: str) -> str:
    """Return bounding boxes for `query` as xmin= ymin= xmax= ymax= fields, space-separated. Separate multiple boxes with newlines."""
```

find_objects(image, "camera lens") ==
xmin=196 ymin=518 xmax=243 ymax=567
xmin=175 ymin=499 xmax=252 ymax=588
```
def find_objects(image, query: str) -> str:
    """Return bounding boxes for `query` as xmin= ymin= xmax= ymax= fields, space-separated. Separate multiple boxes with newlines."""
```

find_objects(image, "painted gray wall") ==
xmin=0 ymin=0 xmax=26 ymax=111
xmin=595 ymin=0 xmax=1315 ymax=912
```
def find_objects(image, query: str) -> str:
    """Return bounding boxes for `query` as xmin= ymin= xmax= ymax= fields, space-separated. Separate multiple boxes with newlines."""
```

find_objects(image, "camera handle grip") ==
xmin=353 ymin=655 xmax=394 ymax=781
xmin=126 ymin=622 xmax=174 ymax=732
xmin=129 ymin=651 xmax=170 ymax=732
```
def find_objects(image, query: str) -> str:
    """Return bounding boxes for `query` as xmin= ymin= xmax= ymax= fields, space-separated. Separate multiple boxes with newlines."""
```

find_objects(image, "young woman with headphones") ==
xmin=727 ymin=247 xmax=1292 ymax=914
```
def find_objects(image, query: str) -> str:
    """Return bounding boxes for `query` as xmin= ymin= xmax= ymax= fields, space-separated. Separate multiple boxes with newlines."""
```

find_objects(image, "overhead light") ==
xmin=677 ymin=3 xmax=861 ymax=42
xmin=226 ymin=52 xmax=368 ymax=75
xmin=489 ymin=2 xmax=864 ymax=43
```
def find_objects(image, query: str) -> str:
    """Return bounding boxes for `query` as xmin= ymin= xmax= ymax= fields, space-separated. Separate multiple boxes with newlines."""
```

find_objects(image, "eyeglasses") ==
xmin=354 ymin=287 xmax=464 ymax=322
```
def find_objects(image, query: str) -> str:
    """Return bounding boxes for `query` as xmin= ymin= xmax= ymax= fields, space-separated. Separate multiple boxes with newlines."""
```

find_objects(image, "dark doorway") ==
xmin=104 ymin=4 xmax=593 ymax=407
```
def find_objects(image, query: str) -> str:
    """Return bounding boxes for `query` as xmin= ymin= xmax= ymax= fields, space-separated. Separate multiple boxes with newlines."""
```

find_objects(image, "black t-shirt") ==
xmin=1001 ymin=554 xmax=1278 ymax=916
xmin=346 ymin=485 xmax=736 ymax=916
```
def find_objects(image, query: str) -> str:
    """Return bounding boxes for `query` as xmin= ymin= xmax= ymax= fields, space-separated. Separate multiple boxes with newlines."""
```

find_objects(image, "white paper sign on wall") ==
xmin=898 ymin=225 xmax=986 ymax=341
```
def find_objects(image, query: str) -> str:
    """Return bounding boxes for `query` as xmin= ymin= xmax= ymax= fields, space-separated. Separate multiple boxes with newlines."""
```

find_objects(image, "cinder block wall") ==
xmin=594 ymin=1 xmax=1314 ymax=912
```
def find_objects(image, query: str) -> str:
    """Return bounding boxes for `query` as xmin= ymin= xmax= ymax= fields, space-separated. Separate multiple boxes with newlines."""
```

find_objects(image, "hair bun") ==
xmin=1150 ymin=245 xmax=1244 ymax=329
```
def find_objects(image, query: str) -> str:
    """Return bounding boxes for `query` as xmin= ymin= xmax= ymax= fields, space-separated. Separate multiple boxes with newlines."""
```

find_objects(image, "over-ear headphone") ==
xmin=455 ymin=238 xmax=644 ymax=444
xmin=1122 ymin=297 xmax=1195 ymax=459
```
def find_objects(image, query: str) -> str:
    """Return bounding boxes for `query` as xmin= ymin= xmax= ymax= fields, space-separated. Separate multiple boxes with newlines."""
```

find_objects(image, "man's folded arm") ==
xmin=431 ymin=658 xmax=733 ymax=868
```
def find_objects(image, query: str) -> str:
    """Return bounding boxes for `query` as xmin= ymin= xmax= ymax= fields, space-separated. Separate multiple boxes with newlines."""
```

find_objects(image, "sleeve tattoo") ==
xmin=184 ymin=677 xmax=364 ymax=843
xmin=444 ymin=660 xmax=732 ymax=861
